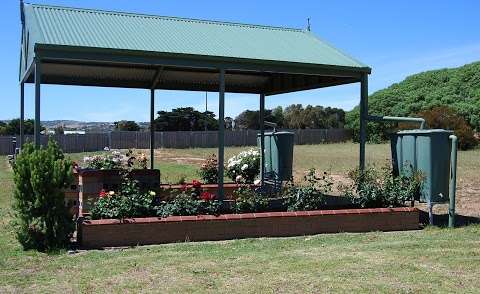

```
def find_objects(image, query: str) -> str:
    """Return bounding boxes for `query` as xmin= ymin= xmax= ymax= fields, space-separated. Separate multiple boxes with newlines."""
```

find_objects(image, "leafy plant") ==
xmin=90 ymin=174 xmax=157 ymax=220
xmin=346 ymin=61 xmax=480 ymax=144
xmin=342 ymin=165 xmax=422 ymax=208
xmin=226 ymin=148 xmax=260 ymax=183
xmin=12 ymin=140 xmax=74 ymax=251
xmin=158 ymin=192 xmax=222 ymax=217
xmin=416 ymin=106 xmax=478 ymax=150
xmin=198 ymin=154 xmax=218 ymax=184
xmin=232 ymin=185 xmax=268 ymax=213
xmin=283 ymin=168 xmax=332 ymax=211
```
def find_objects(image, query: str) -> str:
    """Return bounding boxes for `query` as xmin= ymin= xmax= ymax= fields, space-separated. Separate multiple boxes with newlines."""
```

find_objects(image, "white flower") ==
xmin=112 ymin=150 xmax=121 ymax=156
xmin=104 ymin=146 xmax=110 ymax=151
xmin=149 ymin=191 xmax=156 ymax=196
xmin=83 ymin=156 xmax=91 ymax=163
xmin=235 ymin=175 xmax=243 ymax=183
xmin=108 ymin=191 xmax=115 ymax=196
xmin=241 ymin=164 xmax=248 ymax=171
xmin=254 ymin=179 xmax=261 ymax=185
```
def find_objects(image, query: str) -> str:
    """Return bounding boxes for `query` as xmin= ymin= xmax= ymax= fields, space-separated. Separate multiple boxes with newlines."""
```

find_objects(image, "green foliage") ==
xmin=415 ymin=106 xmax=478 ymax=150
xmin=234 ymin=104 xmax=345 ymax=130
xmin=0 ymin=118 xmax=43 ymax=135
xmin=346 ymin=61 xmax=480 ymax=143
xmin=90 ymin=174 xmax=157 ymax=220
xmin=158 ymin=192 xmax=222 ymax=217
xmin=342 ymin=165 xmax=422 ymax=208
xmin=198 ymin=154 xmax=218 ymax=184
xmin=114 ymin=120 xmax=140 ymax=131
xmin=12 ymin=140 xmax=74 ymax=251
xmin=154 ymin=107 xmax=218 ymax=131
xmin=283 ymin=168 xmax=332 ymax=211
xmin=232 ymin=186 xmax=268 ymax=213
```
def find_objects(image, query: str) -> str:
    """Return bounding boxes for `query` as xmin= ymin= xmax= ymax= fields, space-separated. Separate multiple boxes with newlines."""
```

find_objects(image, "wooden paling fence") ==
xmin=0 ymin=128 xmax=351 ymax=155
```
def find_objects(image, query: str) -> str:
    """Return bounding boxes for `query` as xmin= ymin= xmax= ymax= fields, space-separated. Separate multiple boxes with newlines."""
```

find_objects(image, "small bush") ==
xmin=158 ymin=191 xmax=222 ymax=217
xmin=342 ymin=165 xmax=422 ymax=208
xmin=157 ymin=180 xmax=222 ymax=217
xmin=90 ymin=173 xmax=157 ymax=220
xmin=12 ymin=140 xmax=74 ymax=251
xmin=198 ymin=154 xmax=218 ymax=184
xmin=232 ymin=186 xmax=268 ymax=213
xmin=226 ymin=148 xmax=260 ymax=183
xmin=417 ymin=106 xmax=478 ymax=150
xmin=283 ymin=168 xmax=332 ymax=211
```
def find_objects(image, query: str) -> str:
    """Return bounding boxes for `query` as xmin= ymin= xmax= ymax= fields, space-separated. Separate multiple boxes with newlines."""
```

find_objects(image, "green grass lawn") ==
xmin=1 ymin=144 xmax=480 ymax=292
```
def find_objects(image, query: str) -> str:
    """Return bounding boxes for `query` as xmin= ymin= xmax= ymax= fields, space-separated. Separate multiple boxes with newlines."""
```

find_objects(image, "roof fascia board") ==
xmin=35 ymin=44 xmax=371 ymax=78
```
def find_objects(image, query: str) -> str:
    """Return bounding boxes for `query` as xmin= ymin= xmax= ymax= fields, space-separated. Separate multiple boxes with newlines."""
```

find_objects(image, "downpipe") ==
xmin=448 ymin=135 xmax=458 ymax=228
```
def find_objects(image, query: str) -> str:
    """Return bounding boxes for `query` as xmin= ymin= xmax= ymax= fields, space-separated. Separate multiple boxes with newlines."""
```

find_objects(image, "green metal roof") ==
xmin=20 ymin=3 xmax=370 ymax=94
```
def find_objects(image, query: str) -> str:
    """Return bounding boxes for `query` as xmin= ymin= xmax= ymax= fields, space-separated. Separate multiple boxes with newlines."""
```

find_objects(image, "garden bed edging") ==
xmin=79 ymin=207 xmax=419 ymax=248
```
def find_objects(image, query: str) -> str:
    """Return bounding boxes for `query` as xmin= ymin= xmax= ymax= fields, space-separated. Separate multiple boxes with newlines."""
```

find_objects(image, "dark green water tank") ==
xmin=391 ymin=129 xmax=454 ymax=203
xmin=257 ymin=131 xmax=294 ymax=181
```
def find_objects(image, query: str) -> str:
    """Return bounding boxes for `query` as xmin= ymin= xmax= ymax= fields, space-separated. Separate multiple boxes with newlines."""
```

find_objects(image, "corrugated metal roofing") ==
xmin=23 ymin=3 xmax=368 ymax=69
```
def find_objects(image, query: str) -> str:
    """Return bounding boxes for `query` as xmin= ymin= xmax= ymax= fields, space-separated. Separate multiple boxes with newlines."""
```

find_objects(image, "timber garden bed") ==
xmin=79 ymin=207 xmax=419 ymax=248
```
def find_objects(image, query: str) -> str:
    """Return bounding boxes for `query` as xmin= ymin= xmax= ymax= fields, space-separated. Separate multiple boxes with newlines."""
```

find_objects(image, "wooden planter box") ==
xmin=79 ymin=207 xmax=419 ymax=248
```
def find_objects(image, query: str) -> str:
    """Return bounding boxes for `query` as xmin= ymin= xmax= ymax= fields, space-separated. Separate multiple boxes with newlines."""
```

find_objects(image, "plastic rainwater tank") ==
xmin=390 ymin=129 xmax=454 ymax=203
xmin=257 ymin=131 xmax=294 ymax=181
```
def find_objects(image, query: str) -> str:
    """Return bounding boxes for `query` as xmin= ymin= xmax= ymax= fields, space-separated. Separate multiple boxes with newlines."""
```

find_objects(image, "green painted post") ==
xmin=259 ymin=93 xmax=265 ymax=185
xmin=448 ymin=135 xmax=458 ymax=228
xmin=217 ymin=69 xmax=225 ymax=201
xmin=34 ymin=59 xmax=41 ymax=147
xmin=150 ymin=89 xmax=155 ymax=169
xmin=359 ymin=73 xmax=368 ymax=171
xmin=19 ymin=82 xmax=24 ymax=148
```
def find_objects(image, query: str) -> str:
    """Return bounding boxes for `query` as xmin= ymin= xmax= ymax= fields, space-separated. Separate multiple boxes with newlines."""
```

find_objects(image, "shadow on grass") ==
xmin=419 ymin=210 xmax=480 ymax=228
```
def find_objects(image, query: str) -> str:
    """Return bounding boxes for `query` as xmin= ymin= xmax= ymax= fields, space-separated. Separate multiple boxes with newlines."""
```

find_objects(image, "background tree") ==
xmin=114 ymin=120 xmax=140 ymax=131
xmin=0 ymin=119 xmax=39 ymax=135
xmin=54 ymin=125 xmax=65 ymax=135
xmin=415 ymin=106 xmax=478 ymax=150
xmin=345 ymin=61 xmax=480 ymax=146
xmin=153 ymin=107 xmax=218 ymax=131
xmin=224 ymin=117 xmax=234 ymax=130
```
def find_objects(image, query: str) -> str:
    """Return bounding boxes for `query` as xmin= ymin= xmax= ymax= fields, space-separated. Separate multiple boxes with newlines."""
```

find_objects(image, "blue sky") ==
xmin=1 ymin=0 xmax=479 ymax=122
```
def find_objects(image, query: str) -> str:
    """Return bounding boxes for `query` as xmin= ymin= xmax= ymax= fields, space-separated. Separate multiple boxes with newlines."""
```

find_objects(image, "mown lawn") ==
xmin=1 ymin=144 xmax=480 ymax=292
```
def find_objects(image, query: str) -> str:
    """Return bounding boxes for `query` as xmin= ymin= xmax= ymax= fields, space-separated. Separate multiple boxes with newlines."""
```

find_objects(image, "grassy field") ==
xmin=1 ymin=143 xmax=480 ymax=292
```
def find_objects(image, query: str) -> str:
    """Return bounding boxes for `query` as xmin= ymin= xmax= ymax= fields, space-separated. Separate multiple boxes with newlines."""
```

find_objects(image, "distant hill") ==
xmin=346 ymin=61 xmax=480 ymax=140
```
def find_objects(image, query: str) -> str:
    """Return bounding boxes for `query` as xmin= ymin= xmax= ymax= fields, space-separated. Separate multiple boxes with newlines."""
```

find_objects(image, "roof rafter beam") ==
xmin=150 ymin=67 xmax=164 ymax=89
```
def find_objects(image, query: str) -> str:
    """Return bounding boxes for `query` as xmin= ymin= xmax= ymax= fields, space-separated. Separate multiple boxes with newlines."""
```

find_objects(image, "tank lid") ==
xmin=396 ymin=129 xmax=454 ymax=135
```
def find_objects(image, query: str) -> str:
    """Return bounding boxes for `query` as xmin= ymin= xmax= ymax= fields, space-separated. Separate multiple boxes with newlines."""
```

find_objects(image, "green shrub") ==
xmin=158 ymin=192 xmax=222 ymax=217
xmin=12 ymin=141 xmax=74 ymax=251
xmin=232 ymin=186 xmax=268 ymax=213
xmin=342 ymin=165 xmax=422 ymax=208
xmin=283 ymin=168 xmax=332 ymax=211
xmin=198 ymin=154 xmax=218 ymax=184
xmin=90 ymin=174 xmax=157 ymax=220
xmin=416 ymin=106 xmax=478 ymax=150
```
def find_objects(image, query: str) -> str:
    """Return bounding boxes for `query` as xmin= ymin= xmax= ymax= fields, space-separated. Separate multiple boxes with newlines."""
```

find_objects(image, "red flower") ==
xmin=192 ymin=180 xmax=202 ymax=189
xmin=99 ymin=189 xmax=107 ymax=198
xmin=200 ymin=191 xmax=215 ymax=201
